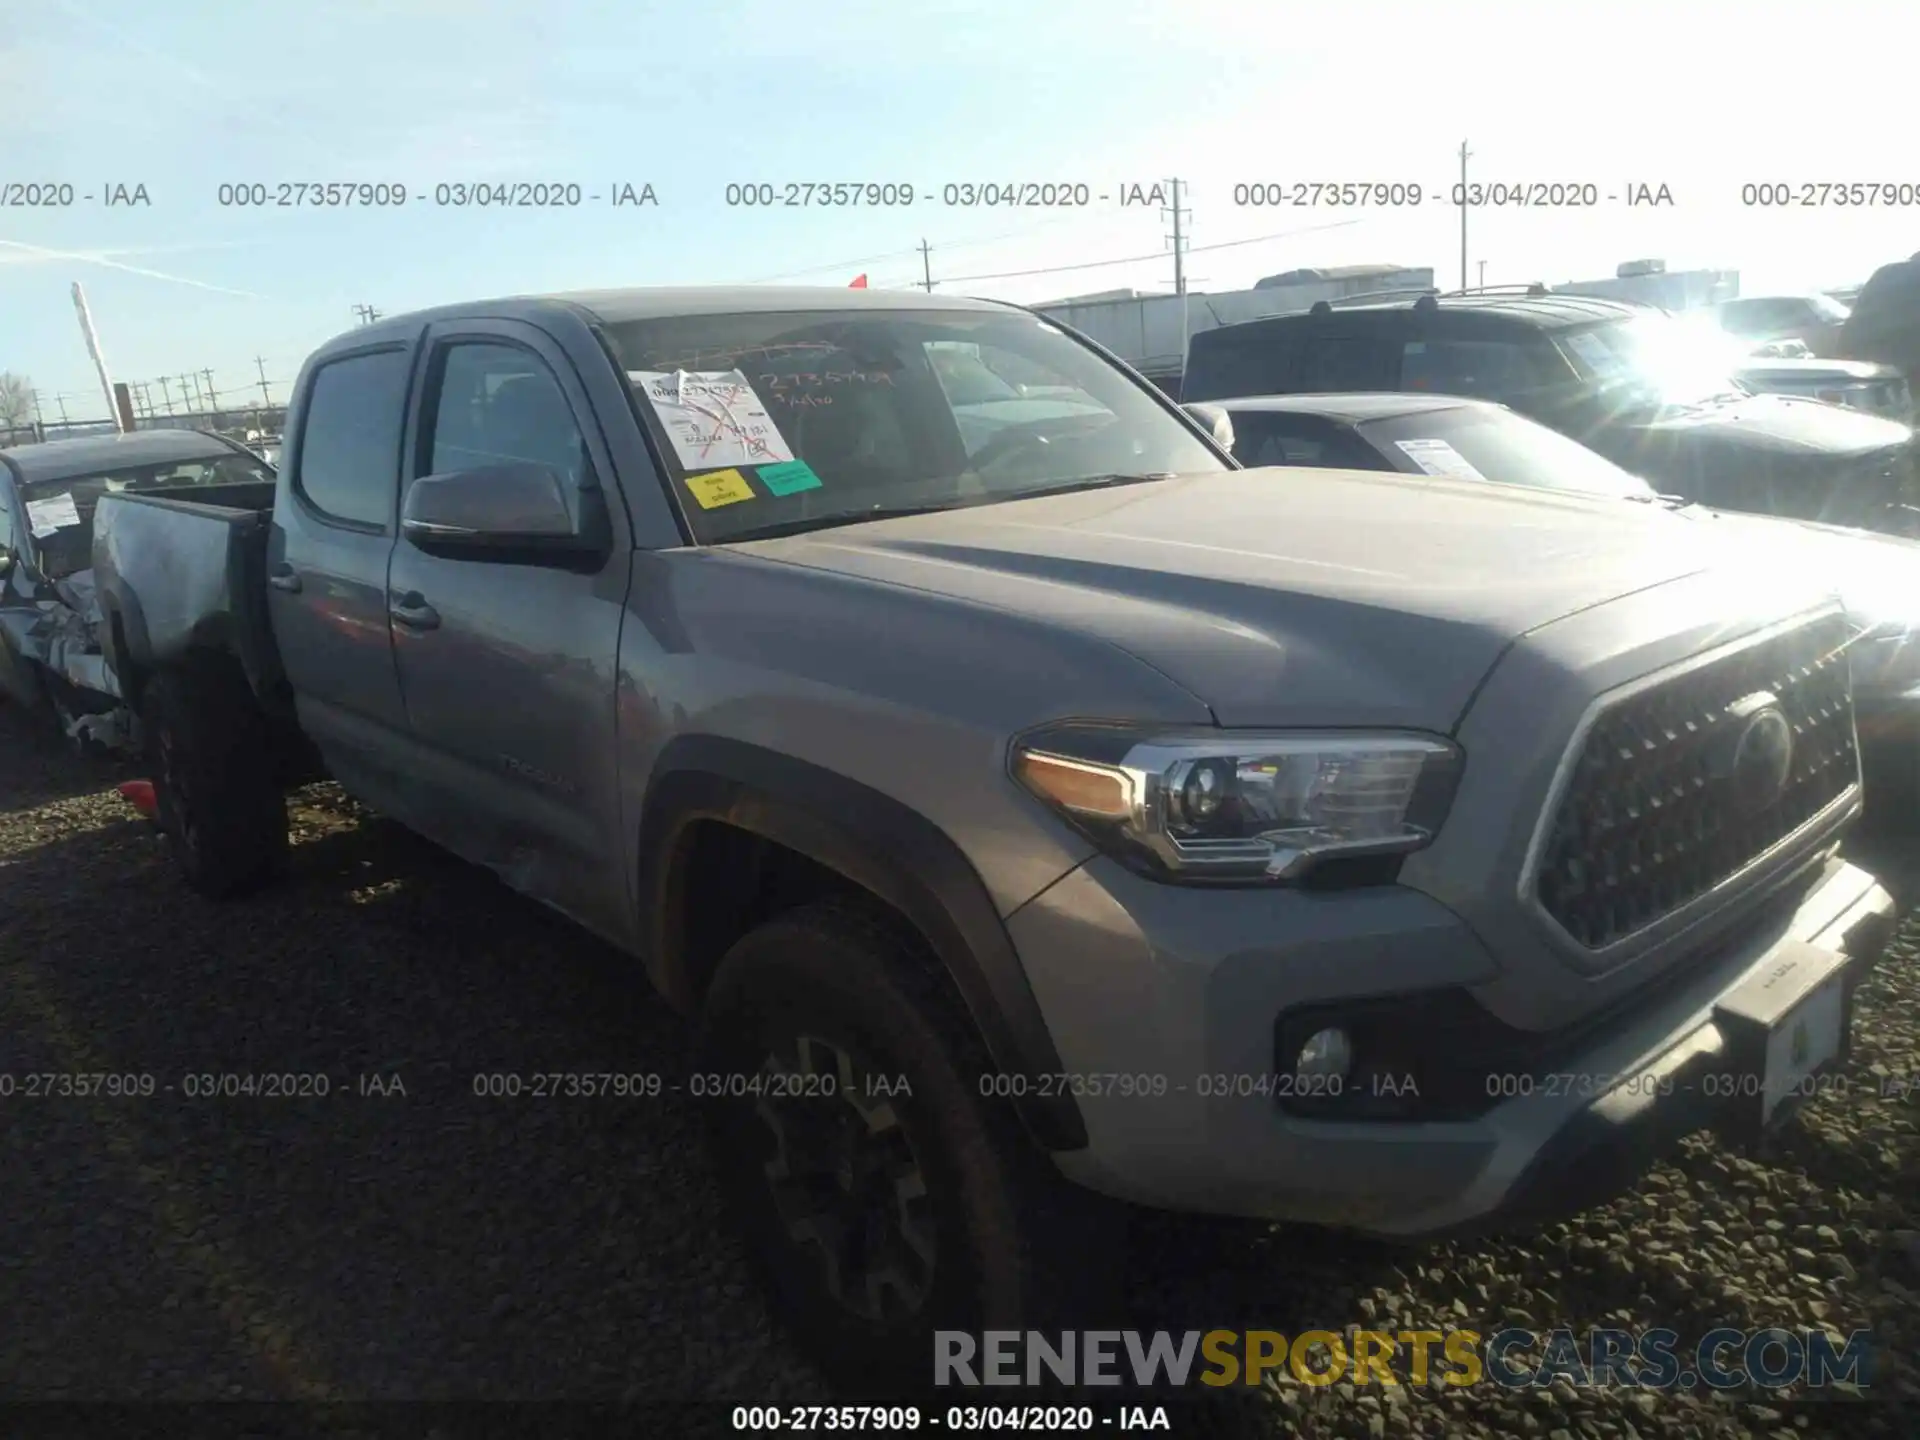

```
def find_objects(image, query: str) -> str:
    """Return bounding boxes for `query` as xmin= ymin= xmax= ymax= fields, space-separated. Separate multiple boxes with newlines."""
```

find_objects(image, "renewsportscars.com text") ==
xmin=934 ymin=1328 xmax=1876 ymax=1391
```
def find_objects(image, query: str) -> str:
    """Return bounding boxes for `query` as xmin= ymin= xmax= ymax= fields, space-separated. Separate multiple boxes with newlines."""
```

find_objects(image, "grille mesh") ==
xmin=1534 ymin=615 xmax=1858 ymax=949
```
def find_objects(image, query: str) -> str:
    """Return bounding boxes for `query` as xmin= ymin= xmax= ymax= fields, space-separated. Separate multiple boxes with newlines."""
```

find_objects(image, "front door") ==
xmin=384 ymin=320 xmax=634 ymax=941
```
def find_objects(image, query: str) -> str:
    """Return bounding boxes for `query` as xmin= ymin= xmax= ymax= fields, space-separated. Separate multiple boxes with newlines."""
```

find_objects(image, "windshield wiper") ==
xmin=721 ymin=474 xmax=1176 ymax=543
xmin=1009 ymin=471 xmax=1177 ymax=499
xmin=723 ymin=502 xmax=969 ymax=542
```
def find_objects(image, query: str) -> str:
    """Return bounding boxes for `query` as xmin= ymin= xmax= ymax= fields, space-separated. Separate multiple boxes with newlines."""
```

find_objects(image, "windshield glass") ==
xmin=603 ymin=307 xmax=1226 ymax=542
xmin=1355 ymin=406 xmax=1658 ymax=499
xmin=1555 ymin=314 xmax=1751 ymax=409
xmin=19 ymin=449 xmax=275 ymax=579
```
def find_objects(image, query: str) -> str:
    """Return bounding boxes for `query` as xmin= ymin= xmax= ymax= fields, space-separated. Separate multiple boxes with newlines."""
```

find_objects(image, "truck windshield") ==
xmin=602 ymin=308 xmax=1228 ymax=542
xmin=19 ymin=450 xmax=274 ymax=579
xmin=1355 ymin=406 xmax=1658 ymax=499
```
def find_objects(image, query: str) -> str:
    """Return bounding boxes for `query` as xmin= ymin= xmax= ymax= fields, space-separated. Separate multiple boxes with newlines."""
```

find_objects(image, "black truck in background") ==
xmin=1182 ymin=288 xmax=1920 ymax=537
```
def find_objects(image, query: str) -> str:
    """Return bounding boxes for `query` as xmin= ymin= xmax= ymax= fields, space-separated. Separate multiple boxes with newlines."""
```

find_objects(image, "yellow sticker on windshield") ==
xmin=685 ymin=467 xmax=756 ymax=509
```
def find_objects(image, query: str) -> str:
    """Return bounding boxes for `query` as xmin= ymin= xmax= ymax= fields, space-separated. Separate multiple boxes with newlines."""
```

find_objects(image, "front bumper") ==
xmin=1011 ymin=851 xmax=1894 ymax=1237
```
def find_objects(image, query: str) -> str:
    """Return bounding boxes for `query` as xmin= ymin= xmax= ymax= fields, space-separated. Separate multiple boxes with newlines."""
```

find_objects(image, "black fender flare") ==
xmin=637 ymin=735 xmax=1087 ymax=1152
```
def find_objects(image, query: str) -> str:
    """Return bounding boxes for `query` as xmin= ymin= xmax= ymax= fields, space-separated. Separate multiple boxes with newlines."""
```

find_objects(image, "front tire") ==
xmin=692 ymin=902 xmax=1120 ymax=1395
xmin=141 ymin=661 xmax=289 ymax=898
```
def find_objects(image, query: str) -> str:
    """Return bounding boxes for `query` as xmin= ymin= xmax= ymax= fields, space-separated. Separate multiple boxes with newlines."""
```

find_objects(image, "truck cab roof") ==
xmin=337 ymin=285 xmax=1026 ymax=353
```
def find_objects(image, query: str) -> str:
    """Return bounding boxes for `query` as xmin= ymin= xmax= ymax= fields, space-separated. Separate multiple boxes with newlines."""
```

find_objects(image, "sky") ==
xmin=2 ymin=0 xmax=1913 ymax=423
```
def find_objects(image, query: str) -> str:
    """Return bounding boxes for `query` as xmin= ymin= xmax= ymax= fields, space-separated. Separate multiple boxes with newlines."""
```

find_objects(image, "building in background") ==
xmin=1032 ymin=265 xmax=1435 ymax=395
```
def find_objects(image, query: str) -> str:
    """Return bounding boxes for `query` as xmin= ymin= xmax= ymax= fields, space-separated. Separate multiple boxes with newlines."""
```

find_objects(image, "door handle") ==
xmin=389 ymin=593 xmax=441 ymax=631
xmin=268 ymin=565 xmax=302 ymax=593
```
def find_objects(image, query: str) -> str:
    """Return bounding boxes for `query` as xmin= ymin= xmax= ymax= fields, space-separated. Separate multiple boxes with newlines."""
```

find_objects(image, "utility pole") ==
xmin=1458 ymin=141 xmax=1472 ymax=293
xmin=255 ymin=356 xmax=273 ymax=406
xmin=55 ymin=394 xmax=70 ymax=426
xmin=180 ymin=373 xmax=202 ymax=417
xmin=353 ymin=303 xmax=381 ymax=325
xmin=918 ymin=239 xmax=934 ymax=293
xmin=1164 ymin=177 xmax=1191 ymax=378
xmin=202 ymin=368 xmax=219 ymax=420
xmin=1163 ymin=178 xmax=1189 ymax=297
xmin=157 ymin=376 xmax=175 ymax=414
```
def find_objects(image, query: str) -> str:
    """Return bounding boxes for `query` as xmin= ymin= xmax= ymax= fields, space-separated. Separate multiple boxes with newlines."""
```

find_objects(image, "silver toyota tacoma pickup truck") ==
xmin=90 ymin=287 xmax=1896 ymax=1390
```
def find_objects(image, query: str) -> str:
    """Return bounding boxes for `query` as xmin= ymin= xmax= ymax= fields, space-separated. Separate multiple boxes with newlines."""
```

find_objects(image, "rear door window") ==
xmin=1295 ymin=333 xmax=1400 ymax=391
xmin=1183 ymin=326 xmax=1300 ymax=400
xmin=1399 ymin=338 xmax=1551 ymax=401
xmin=293 ymin=348 xmax=412 ymax=530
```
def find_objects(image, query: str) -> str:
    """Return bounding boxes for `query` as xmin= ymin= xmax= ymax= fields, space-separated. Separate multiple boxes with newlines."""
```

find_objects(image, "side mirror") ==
xmin=401 ymin=462 xmax=607 ymax=565
xmin=1182 ymin=402 xmax=1237 ymax=454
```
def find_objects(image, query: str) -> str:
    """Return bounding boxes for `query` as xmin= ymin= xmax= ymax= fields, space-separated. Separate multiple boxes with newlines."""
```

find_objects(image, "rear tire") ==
xmin=141 ymin=661 xmax=289 ymax=898
xmin=692 ymin=901 xmax=1123 ymax=1397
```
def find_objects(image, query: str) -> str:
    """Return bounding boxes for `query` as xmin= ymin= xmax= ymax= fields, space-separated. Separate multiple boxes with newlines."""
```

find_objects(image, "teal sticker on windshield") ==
xmin=758 ymin=459 xmax=824 ymax=496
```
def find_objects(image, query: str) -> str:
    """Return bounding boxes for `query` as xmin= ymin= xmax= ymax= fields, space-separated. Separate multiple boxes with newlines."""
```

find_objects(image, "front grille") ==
xmin=1534 ymin=615 xmax=1858 ymax=950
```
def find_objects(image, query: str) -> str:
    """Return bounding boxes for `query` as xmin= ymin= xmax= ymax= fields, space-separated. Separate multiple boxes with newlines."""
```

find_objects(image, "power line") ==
xmin=743 ymin=213 xmax=1096 ymax=285
xmin=931 ymin=217 xmax=1365 ymax=285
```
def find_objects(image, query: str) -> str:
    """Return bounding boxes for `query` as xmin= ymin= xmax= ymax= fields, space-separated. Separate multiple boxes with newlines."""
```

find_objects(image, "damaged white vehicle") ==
xmin=0 ymin=429 xmax=277 ymax=752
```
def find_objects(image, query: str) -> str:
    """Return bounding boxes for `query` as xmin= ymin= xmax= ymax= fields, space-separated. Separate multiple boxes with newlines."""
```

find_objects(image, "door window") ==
xmin=1296 ymin=335 xmax=1398 ymax=391
xmin=293 ymin=348 xmax=412 ymax=528
xmin=1399 ymin=338 xmax=1549 ymax=400
xmin=425 ymin=343 xmax=589 ymax=485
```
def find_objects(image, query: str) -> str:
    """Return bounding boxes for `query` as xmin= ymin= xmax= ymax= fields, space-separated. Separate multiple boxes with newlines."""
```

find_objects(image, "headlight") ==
xmin=1011 ymin=724 xmax=1463 ymax=883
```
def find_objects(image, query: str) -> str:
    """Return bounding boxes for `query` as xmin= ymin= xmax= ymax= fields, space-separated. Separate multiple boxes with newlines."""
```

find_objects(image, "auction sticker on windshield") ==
xmin=757 ymin=459 xmax=823 ymax=496
xmin=24 ymin=493 xmax=82 ymax=537
xmin=1394 ymin=438 xmax=1490 ymax=483
xmin=683 ymin=467 xmax=757 ymax=510
xmin=630 ymin=369 xmax=796 ymax=471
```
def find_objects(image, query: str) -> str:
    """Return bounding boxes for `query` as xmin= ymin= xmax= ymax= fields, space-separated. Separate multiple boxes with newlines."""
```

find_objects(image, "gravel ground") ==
xmin=0 ymin=699 xmax=1915 ymax=1438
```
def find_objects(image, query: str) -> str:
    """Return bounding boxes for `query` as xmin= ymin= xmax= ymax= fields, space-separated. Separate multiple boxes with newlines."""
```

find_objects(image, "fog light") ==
xmin=1295 ymin=1027 xmax=1353 ymax=1082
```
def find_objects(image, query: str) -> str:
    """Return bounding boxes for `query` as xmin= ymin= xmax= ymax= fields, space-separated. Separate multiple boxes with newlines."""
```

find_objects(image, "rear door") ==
xmin=382 ymin=319 xmax=633 ymax=940
xmin=267 ymin=343 xmax=413 ymax=795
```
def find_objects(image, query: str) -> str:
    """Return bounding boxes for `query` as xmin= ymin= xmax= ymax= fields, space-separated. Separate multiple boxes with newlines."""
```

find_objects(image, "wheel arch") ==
xmin=636 ymin=735 xmax=1088 ymax=1152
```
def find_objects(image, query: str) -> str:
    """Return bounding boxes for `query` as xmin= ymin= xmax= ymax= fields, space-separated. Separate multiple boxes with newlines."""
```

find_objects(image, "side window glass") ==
xmin=1190 ymin=332 xmax=1297 ymax=398
xmin=294 ymin=349 xmax=412 ymax=528
xmin=1400 ymin=339 xmax=1542 ymax=400
xmin=0 ymin=498 xmax=13 ymax=551
xmin=427 ymin=343 xmax=587 ymax=485
xmin=1297 ymin=337 xmax=1392 ymax=392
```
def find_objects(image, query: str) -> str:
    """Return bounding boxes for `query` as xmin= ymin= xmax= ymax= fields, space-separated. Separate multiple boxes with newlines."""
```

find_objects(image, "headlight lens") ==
xmin=1012 ymin=724 xmax=1463 ymax=883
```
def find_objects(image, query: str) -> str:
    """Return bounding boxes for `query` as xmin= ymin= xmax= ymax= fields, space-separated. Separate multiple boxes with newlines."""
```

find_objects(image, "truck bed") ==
xmin=91 ymin=483 xmax=284 ymax=700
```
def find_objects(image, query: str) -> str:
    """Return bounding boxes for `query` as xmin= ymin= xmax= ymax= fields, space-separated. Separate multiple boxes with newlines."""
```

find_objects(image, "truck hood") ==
xmin=1622 ymin=391 xmax=1910 ymax=455
xmin=737 ymin=467 xmax=1735 ymax=729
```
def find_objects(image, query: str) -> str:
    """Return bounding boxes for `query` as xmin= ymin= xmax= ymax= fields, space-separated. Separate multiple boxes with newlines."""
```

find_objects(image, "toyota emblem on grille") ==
xmin=1712 ymin=690 xmax=1795 ymax=815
